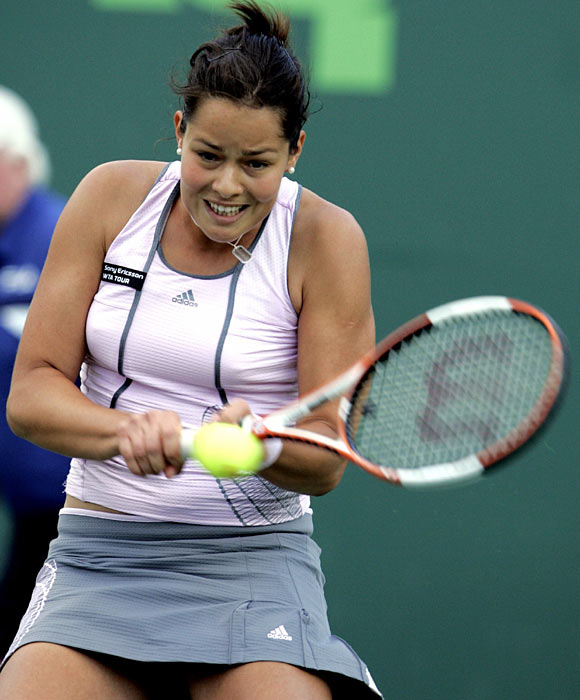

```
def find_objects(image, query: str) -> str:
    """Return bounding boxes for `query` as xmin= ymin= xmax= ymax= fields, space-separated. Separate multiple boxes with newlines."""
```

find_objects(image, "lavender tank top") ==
xmin=66 ymin=161 xmax=311 ymax=526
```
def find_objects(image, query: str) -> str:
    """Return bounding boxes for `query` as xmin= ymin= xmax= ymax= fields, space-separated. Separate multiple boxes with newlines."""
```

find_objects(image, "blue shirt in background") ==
xmin=0 ymin=188 xmax=71 ymax=514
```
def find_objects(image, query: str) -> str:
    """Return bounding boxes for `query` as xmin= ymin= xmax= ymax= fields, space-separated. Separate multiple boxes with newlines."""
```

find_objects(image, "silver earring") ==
xmin=176 ymin=147 xmax=182 ymax=156
xmin=287 ymin=166 xmax=295 ymax=175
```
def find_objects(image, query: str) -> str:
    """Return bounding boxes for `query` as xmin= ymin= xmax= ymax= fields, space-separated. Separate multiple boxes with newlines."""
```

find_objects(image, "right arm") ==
xmin=6 ymin=160 xmax=183 ymax=476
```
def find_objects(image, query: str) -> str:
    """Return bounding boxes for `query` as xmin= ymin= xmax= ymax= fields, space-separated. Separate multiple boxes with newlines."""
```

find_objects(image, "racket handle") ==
xmin=180 ymin=428 xmax=197 ymax=461
xmin=179 ymin=420 xmax=252 ymax=461
xmin=239 ymin=414 xmax=283 ymax=468
xmin=179 ymin=423 xmax=282 ymax=470
xmin=240 ymin=414 xmax=257 ymax=432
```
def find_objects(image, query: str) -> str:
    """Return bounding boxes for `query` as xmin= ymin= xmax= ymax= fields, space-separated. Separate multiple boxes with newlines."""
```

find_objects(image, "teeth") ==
xmin=208 ymin=202 xmax=244 ymax=217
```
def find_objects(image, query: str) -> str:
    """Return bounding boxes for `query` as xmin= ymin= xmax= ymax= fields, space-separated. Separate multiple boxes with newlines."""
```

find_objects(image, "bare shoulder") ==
xmin=83 ymin=159 xmax=166 ymax=190
xmin=65 ymin=160 xmax=168 ymax=248
xmin=45 ymin=160 xmax=169 ymax=267
xmin=289 ymin=188 xmax=371 ymax=309
xmin=76 ymin=160 xmax=166 ymax=214
xmin=293 ymin=187 xmax=365 ymax=248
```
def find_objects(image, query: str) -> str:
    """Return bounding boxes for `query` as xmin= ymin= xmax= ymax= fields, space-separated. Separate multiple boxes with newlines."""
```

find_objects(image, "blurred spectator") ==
xmin=0 ymin=86 xmax=69 ymax=654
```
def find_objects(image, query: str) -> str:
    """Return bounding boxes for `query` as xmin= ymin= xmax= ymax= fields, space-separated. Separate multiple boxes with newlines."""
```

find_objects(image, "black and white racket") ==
xmin=187 ymin=296 xmax=569 ymax=488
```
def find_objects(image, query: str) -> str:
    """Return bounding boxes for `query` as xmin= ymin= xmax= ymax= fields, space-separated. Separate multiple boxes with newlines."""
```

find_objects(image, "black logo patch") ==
xmin=101 ymin=263 xmax=146 ymax=291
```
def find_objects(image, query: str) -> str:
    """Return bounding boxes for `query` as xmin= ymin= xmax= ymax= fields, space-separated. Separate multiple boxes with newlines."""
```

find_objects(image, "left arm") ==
xmin=219 ymin=191 xmax=375 ymax=495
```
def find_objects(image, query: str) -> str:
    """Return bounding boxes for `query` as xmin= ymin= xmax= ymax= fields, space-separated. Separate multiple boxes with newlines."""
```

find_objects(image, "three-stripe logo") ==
xmin=172 ymin=290 xmax=198 ymax=307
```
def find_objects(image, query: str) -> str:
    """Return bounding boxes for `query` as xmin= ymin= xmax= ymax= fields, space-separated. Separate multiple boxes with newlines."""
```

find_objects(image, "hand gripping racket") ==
xmin=187 ymin=297 xmax=569 ymax=488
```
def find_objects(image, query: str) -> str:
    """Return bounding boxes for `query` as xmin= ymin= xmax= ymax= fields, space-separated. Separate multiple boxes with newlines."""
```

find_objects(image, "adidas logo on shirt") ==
xmin=267 ymin=625 xmax=293 ymax=641
xmin=172 ymin=290 xmax=198 ymax=307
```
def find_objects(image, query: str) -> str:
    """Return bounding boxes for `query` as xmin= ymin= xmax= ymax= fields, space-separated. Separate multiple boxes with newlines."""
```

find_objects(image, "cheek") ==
xmin=180 ymin=163 xmax=206 ymax=193
xmin=251 ymin=173 xmax=285 ymax=204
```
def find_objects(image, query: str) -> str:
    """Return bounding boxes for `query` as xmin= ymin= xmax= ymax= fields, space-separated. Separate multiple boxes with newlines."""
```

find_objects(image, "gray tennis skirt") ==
xmin=2 ymin=513 xmax=381 ymax=697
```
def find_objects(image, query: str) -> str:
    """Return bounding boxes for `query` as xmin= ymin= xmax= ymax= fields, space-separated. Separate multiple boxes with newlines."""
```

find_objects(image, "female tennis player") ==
xmin=0 ymin=2 xmax=379 ymax=698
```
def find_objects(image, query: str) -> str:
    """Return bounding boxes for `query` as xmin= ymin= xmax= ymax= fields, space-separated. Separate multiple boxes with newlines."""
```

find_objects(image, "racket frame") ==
xmin=250 ymin=296 xmax=567 ymax=488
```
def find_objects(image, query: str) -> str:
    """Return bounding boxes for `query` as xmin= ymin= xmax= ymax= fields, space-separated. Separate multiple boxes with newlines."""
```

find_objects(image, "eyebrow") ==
xmin=193 ymin=138 xmax=278 ymax=156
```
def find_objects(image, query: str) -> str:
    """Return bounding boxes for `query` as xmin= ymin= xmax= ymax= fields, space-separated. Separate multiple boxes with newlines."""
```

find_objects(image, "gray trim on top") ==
xmin=292 ymin=184 xmax=303 ymax=228
xmin=112 ymin=182 xmax=180 ymax=397
xmin=213 ymin=264 xmax=243 ymax=406
xmin=153 ymin=162 xmax=172 ymax=187
xmin=156 ymin=212 xmax=270 ymax=280
xmin=212 ymin=214 xmax=270 ymax=404
xmin=286 ymin=183 xmax=303 ymax=305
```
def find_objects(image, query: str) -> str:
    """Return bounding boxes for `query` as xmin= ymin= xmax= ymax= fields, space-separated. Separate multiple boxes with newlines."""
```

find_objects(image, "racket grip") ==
xmin=240 ymin=414 xmax=257 ymax=432
xmin=240 ymin=414 xmax=283 ymax=468
xmin=180 ymin=428 xmax=197 ymax=461
xmin=261 ymin=437 xmax=283 ymax=469
xmin=179 ymin=419 xmax=253 ymax=461
xmin=179 ymin=422 xmax=282 ymax=470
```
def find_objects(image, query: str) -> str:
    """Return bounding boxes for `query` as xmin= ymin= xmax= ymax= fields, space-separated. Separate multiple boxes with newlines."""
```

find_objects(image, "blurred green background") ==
xmin=1 ymin=1 xmax=578 ymax=697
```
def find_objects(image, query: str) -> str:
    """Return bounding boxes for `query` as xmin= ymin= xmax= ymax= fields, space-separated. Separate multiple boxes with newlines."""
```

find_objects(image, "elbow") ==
xmin=6 ymin=391 xmax=30 ymax=440
xmin=310 ymin=460 xmax=347 ymax=496
xmin=311 ymin=483 xmax=336 ymax=497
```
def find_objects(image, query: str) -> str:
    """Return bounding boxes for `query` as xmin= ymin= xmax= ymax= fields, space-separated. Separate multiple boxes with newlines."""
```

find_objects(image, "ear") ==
xmin=174 ymin=111 xmax=184 ymax=147
xmin=288 ymin=130 xmax=306 ymax=170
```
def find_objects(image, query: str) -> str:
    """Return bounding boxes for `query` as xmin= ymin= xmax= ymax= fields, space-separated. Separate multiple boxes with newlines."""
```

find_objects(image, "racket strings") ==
xmin=346 ymin=311 xmax=555 ymax=469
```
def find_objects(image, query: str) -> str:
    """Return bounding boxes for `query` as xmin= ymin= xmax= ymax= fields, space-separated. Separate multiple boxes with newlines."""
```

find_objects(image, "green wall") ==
xmin=1 ymin=1 xmax=578 ymax=697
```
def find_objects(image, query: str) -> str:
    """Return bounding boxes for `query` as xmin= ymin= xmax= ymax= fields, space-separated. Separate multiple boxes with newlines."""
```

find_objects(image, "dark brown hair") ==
xmin=172 ymin=1 xmax=310 ymax=152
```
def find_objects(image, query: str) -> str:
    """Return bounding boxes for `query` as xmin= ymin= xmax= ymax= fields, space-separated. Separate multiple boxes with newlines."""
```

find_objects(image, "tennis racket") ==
xmin=184 ymin=296 xmax=568 ymax=488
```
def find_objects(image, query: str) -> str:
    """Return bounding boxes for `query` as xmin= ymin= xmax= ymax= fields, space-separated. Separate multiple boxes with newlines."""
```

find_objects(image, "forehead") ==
xmin=185 ymin=97 xmax=286 ymax=147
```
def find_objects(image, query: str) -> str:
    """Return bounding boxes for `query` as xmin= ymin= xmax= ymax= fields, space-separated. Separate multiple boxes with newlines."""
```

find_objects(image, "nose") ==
xmin=211 ymin=164 xmax=243 ymax=199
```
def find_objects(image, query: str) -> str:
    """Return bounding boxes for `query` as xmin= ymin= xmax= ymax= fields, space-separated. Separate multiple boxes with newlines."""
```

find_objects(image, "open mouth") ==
xmin=206 ymin=201 xmax=248 ymax=218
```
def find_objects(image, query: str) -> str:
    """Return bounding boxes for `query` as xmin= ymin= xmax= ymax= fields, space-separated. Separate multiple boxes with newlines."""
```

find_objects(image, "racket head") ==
xmin=339 ymin=296 xmax=569 ymax=488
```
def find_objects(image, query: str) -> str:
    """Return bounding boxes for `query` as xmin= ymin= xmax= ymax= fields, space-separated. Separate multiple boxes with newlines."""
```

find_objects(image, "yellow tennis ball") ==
xmin=193 ymin=422 xmax=265 ymax=478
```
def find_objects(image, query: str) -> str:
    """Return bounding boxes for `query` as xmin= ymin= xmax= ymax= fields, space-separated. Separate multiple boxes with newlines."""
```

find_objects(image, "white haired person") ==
xmin=0 ymin=86 xmax=69 ymax=655
xmin=0 ymin=2 xmax=381 ymax=698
